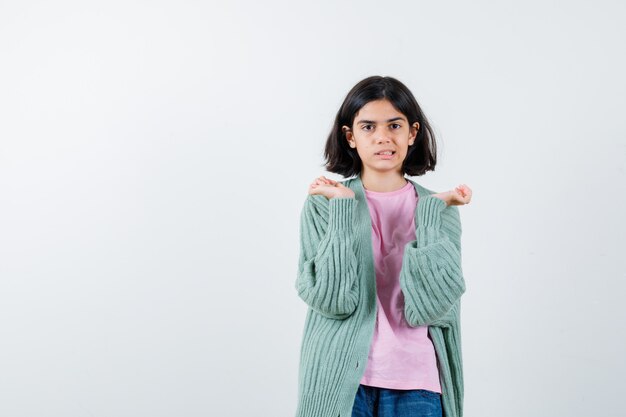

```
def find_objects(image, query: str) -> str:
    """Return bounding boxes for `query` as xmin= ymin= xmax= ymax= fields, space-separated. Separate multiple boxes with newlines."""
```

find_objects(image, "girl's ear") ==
xmin=342 ymin=125 xmax=355 ymax=147
xmin=410 ymin=122 xmax=420 ymax=143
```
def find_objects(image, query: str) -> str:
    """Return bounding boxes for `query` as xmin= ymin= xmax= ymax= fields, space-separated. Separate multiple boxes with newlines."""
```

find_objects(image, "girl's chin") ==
xmin=363 ymin=163 xmax=401 ymax=172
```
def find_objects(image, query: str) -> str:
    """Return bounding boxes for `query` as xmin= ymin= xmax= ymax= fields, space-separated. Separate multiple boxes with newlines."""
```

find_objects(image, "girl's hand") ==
xmin=308 ymin=175 xmax=355 ymax=200
xmin=432 ymin=184 xmax=472 ymax=207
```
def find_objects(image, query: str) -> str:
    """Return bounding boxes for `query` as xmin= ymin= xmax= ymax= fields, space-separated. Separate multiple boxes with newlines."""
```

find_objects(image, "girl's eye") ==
xmin=362 ymin=123 xmax=401 ymax=131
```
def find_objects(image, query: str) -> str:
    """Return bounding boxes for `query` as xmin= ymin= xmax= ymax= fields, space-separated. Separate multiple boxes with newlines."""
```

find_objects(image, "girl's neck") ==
xmin=360 ymin=170 xmax=408 ymax=193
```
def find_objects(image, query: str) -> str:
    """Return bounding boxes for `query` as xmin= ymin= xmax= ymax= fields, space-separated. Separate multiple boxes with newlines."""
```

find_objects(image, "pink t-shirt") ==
xmin=359 ymin=180 xmax=442 ymax=392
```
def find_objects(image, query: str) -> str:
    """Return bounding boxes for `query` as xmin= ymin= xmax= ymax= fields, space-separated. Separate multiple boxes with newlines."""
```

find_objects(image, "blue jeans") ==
xmin=351 ymin=384 xmax=443 ymax=417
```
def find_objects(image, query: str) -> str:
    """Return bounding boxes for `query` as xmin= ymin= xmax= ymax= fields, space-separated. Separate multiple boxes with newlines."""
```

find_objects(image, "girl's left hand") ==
xmin=432 ymin=184 xmax=472 ymax=207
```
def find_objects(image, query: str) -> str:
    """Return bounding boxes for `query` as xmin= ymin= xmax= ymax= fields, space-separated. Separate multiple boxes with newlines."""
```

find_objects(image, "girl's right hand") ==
xmin=308 ymin=176 xmax=355 ymax=200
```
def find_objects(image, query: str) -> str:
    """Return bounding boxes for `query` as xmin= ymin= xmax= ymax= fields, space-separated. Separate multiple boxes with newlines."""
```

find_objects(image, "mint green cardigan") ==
xmin=294 ymin=175 xmax=466 ymax=417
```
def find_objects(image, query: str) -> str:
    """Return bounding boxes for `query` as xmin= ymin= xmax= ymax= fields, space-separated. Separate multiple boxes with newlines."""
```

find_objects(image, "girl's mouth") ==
xmin=375 ymin=151 xmax=396 ymax=159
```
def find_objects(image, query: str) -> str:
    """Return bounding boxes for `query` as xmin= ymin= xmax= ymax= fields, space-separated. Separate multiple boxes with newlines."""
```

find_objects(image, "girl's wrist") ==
xmin=430 ymin=192 xmax=450 ymax=206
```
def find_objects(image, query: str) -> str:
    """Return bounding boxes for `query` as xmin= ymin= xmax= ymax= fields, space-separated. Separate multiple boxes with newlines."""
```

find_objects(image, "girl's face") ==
xmin=342 ymin=99 xmax=419 ymax=177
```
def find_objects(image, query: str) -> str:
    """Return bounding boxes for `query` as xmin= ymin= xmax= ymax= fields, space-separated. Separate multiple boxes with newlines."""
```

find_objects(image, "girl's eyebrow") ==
xmin=356 ymin=116 xmax=405 ymax=124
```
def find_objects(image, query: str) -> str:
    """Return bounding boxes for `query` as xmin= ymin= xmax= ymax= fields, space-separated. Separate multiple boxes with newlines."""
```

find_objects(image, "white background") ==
xmin=1 ymin=1 xmax=625 ymax=416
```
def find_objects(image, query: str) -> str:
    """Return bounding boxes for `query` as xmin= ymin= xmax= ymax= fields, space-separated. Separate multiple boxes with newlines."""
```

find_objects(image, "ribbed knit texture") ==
xmin=296 ymin=197 xmax=360 ymax=319
xmin=295 ymin=176 xmax=466 ymax=417
xmin=400 ymin=195 xmax=466 ymax=327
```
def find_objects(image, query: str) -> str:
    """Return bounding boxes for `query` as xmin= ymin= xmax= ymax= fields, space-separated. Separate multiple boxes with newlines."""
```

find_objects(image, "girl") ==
xmin=294 ymin=76 xmax=472 ymax=417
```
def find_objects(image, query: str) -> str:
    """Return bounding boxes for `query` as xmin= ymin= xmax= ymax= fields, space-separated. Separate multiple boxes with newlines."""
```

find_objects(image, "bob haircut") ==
xmin=324 ymin=75 xmax=437 ymax=178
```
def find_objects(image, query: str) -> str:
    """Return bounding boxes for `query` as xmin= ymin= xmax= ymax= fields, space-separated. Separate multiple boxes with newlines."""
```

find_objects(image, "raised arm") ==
xmin=295 ymin=195 xmax=360 ymax=320
xmin=399 ymin=195 xmax=465 ymax=328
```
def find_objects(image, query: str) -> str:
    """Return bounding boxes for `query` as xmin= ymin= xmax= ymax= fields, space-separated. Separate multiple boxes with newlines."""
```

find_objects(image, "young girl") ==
xmin=294 ymin=76 xmax=472 ymax=417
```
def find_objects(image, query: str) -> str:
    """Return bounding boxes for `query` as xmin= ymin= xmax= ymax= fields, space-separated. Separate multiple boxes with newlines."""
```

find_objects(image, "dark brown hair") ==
xmin=323 ymin=75 xmax=437 ymax=178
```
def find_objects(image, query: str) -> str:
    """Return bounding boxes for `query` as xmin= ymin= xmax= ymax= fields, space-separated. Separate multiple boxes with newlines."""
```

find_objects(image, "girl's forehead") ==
xmin=355 ymin=100 xmax=407 ymax=122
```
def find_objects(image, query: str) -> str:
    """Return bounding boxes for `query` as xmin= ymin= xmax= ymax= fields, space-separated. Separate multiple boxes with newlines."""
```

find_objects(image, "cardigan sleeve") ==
xmin=399 ymin=195 xmax=466 ymax=327
xmin=295 ymin=195 xmax=360 ymax=320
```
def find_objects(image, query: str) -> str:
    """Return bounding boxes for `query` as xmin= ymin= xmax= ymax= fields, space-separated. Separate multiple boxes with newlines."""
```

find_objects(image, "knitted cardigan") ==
xmin=294 ymin=175 xmax=466 ymax=417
